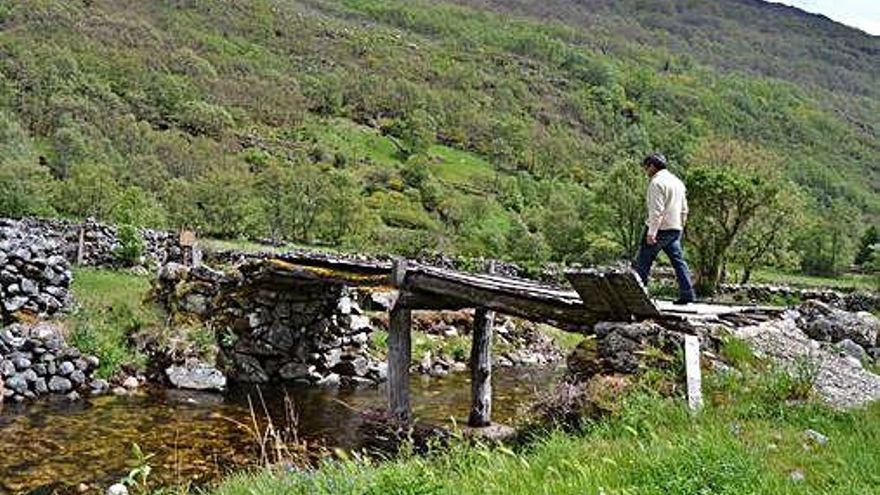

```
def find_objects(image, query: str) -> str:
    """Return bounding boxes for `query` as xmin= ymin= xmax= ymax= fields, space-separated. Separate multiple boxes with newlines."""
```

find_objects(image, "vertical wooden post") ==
xmin=468 ymin=261 xmax=496 ymax=427
xmin=684 ymin=335 xmax=703 ymax=413
xmin=388 ymin=258 xmax=412 ymax=422
xmin=191 ymin=242 xmax=203 ymax=268
xmin=76 ymin=224 xmax=85 ymax=266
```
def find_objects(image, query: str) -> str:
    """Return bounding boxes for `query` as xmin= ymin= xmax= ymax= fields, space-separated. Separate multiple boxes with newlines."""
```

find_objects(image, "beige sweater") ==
xmin=645 ymin=169 xmax=688 ymax=237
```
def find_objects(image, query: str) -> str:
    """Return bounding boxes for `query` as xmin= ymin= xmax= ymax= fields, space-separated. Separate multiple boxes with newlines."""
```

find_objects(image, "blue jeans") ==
xmin=634 ymin=229 xmax=696 ymax=301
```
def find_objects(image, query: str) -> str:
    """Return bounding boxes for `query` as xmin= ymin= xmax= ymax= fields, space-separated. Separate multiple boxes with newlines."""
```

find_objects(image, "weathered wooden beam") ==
xmin=396 ymin=291 xmax=470 ymax=311
xmin=404 ymin=271 xmax=590 ymax=330
xmin=391 ymin=257 xmax=408 ymax=287
xmin=388 ymin=258 xmax=412 ymax=422
xmin=388 ymin=301 xmax=412 ymax=422
xmin=469 ymin=262 xmax=496 ymax=427
xmin=408 ymin=265 xmax=581 ymax=302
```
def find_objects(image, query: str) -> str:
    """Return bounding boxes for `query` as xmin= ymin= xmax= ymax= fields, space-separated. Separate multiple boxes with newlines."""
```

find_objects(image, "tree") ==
xmin=387 ymin=108 xmax=436 ymax=159
xmin=684 ymin=139 xmax=782 ymax=294
xmin=0 ymin=161 xmax=55 ymax=218
xmin=191 ymin=165 xmax=261 ymax=238
xmin=254 ymin=160 xmax=292 ymax=243
xmin=592 ymin=159 xmax=645 ymax=259
xmin=54 ymin=163 xmax=122 ymax=220
xmin=729 ymin=184 xmax=807 ymax=284
xmin=286 ymin=164 xmax=331 ymax=243
xmin=796 ymin=200 xmax=860 ymax=277
xmin=855 ymin=226 xmax=879 ymax=267
xmin=319 ymin=170 xmax=372 ymax=246
xmin=0 ymin=112 xmax=55 ymax=217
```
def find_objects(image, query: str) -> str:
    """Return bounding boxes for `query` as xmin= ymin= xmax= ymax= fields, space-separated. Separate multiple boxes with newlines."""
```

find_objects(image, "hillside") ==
xmin=0 ymin=0 xmax=877 ymax=274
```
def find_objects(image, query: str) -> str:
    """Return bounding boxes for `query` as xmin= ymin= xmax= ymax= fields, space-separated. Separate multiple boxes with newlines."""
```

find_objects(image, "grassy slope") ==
xmin=67 ymin=268 xmax=159 ymax=378
xmin=207 ymin=368 xmax=880 ymax=495
xmin=1 ymin=0 xmax=878 ymax=264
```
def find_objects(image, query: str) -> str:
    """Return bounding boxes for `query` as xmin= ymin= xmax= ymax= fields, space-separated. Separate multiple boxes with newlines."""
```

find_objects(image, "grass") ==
xmin=201 ymin=362 xmax=880 ymax=495
xmin=538 ymin=324 xmax=584 ymax=352
xmin=750 ymin=269 xmax=877 ymax=292
xmin=200 ymin=237 xmax=343 ymax=255
xmin=67 ymin=268 xmax=161 ymax=378
xmin=429 ymin=145 xmax=498 ymax=194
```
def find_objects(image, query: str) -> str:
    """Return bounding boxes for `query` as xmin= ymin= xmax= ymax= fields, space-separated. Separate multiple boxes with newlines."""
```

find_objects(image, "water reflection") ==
xmin=0 ymin=367 xmax=561 ymax=494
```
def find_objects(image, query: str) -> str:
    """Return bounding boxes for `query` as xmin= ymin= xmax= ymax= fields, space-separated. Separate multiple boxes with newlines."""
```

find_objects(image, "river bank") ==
xmin=202 ymin=359 xmax=880 ymax=495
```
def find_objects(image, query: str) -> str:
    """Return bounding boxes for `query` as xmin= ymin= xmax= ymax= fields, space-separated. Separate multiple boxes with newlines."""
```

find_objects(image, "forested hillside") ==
xmin=0 ymin=0 xmax=878 ymax=282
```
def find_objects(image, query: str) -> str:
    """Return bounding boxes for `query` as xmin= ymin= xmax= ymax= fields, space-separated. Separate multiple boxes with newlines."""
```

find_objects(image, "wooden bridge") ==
xmin=235 ymin=251 xmax=779 ymax=427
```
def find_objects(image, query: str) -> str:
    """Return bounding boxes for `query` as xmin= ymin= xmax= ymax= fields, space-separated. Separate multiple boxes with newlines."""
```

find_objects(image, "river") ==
xmin=0 ymin=367 xmax=561 ymax=494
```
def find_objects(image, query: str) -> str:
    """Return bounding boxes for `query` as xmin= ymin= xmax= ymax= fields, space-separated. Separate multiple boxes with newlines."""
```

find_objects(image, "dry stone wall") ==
xmin=0 ymin=219 xmax=73 ymax=322
xmin=0 ymin=322 xmax=102 ymax=404
xmin=0 ymin=217 xmax=185 ymax=269
xmin=717 ymin=283 xmax=880 ymax=312
xmin=153 ymin=263 xmax=386 ymax=387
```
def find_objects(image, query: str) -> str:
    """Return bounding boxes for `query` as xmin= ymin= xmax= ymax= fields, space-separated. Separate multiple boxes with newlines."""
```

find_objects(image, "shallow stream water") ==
xmin=0 ymin=367 xmax=561 ymax=494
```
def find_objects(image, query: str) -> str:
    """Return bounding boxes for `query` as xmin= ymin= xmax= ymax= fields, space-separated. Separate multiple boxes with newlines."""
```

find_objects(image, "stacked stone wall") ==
xmin=0 ymin=219 xmax=73 ymax=322
xmin=153 ymin=263 xmax=385 ymax=387
xmin=0 ymin=217 xmax=185 ymax=269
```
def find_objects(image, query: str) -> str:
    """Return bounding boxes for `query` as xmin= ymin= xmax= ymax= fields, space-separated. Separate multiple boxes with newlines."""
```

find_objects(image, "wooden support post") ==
xmin=684 ymin=335 xmax=703 ymax=413
xmin=76 ymin=224 xmax=85 ymax=266
xmin=468 ymin=261 xmax=496 ymax=427
xmin=191 ymin=242 xmax=203 ymax=268
xmin=388 ymin=258 xmax=412 ymax=422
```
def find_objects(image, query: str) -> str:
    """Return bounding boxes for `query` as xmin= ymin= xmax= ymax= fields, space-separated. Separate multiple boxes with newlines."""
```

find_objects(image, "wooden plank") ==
xmin=388 ymin=300 xmax=412 ymax=422
xmin=242 ymin=259 xmax=390 ymax=287
xmin=469 ymin=262 xmax=495 ymax=427
xmin=605 ymin=270 xmax=660 ymax=318
xmin=566 ymin=271 xmax=612 ymax=314
xmin=596 ymin=273 xmax=629 ymax=320
xmin=404 ymin=271 xmax=591 ymax=330
xmin=407 ymin=265 xmax=581 ymax=305
xmin=566 ymin=269 xmax=660 ymax=321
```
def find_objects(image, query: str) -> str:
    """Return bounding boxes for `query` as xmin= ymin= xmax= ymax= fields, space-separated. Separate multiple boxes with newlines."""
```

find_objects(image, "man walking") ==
xmin=634 ymin=153 xmax=696 ymax=304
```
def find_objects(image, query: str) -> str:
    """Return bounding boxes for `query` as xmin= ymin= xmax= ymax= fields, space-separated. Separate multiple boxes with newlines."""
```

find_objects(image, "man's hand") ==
xmin=646 ymin=233 xmax=657 ymax=245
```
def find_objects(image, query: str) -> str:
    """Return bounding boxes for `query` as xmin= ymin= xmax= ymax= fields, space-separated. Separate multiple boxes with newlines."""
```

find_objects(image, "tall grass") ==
xmin=203 ymin=365 xmax=880 ymax=495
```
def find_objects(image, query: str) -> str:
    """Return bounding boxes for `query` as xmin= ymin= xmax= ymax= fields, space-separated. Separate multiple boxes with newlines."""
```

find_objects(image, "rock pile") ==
xmin=0 ymin=322 xmax=101 ymax=403
xmin=562 ymin=300 xmax=880 ymax=409
xmin=567 ymin=321 xmax=688 ymax=381
xmin=795 ymin=300 xmax=880 ymax=363
xmin=0 ymin=220 xmax=73 ymax=322
xmin=66 ymin=218 xmax=184 ymax=268
xmin=730 ymin=312 xmax=880 ymax=409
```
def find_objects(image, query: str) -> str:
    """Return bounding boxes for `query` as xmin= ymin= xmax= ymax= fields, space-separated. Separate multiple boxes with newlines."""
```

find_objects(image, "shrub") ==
xmin=115 ymin=224 xmax=145 ymax=266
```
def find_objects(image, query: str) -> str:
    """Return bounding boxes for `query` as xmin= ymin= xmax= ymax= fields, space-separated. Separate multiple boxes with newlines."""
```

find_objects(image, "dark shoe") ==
xmin=673 ymin=297 xmax=695 ymax=305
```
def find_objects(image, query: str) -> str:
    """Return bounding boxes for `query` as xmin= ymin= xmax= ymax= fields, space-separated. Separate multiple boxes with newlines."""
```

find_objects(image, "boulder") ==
xmin=333 ymin=356 xmax=369 ymax=377
xmin=566 ymin=338 xmax=602 ymax=380
xmin=797 ymin=301 xmax=879 ymax=348
xmin=837 ymin=339 xmax=868 ymax=362
xmin=5 ymin=373 xmax=28 ymax=394
xmin=48 ymin=376 xmax=73 ymax=393
xmin=58 ymin=361 xmax=75 ymax=376
xmin=166 ymin=363 xmax=227 ymax=391
xmin=278 ymin=362 xmax=315 ymax=381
